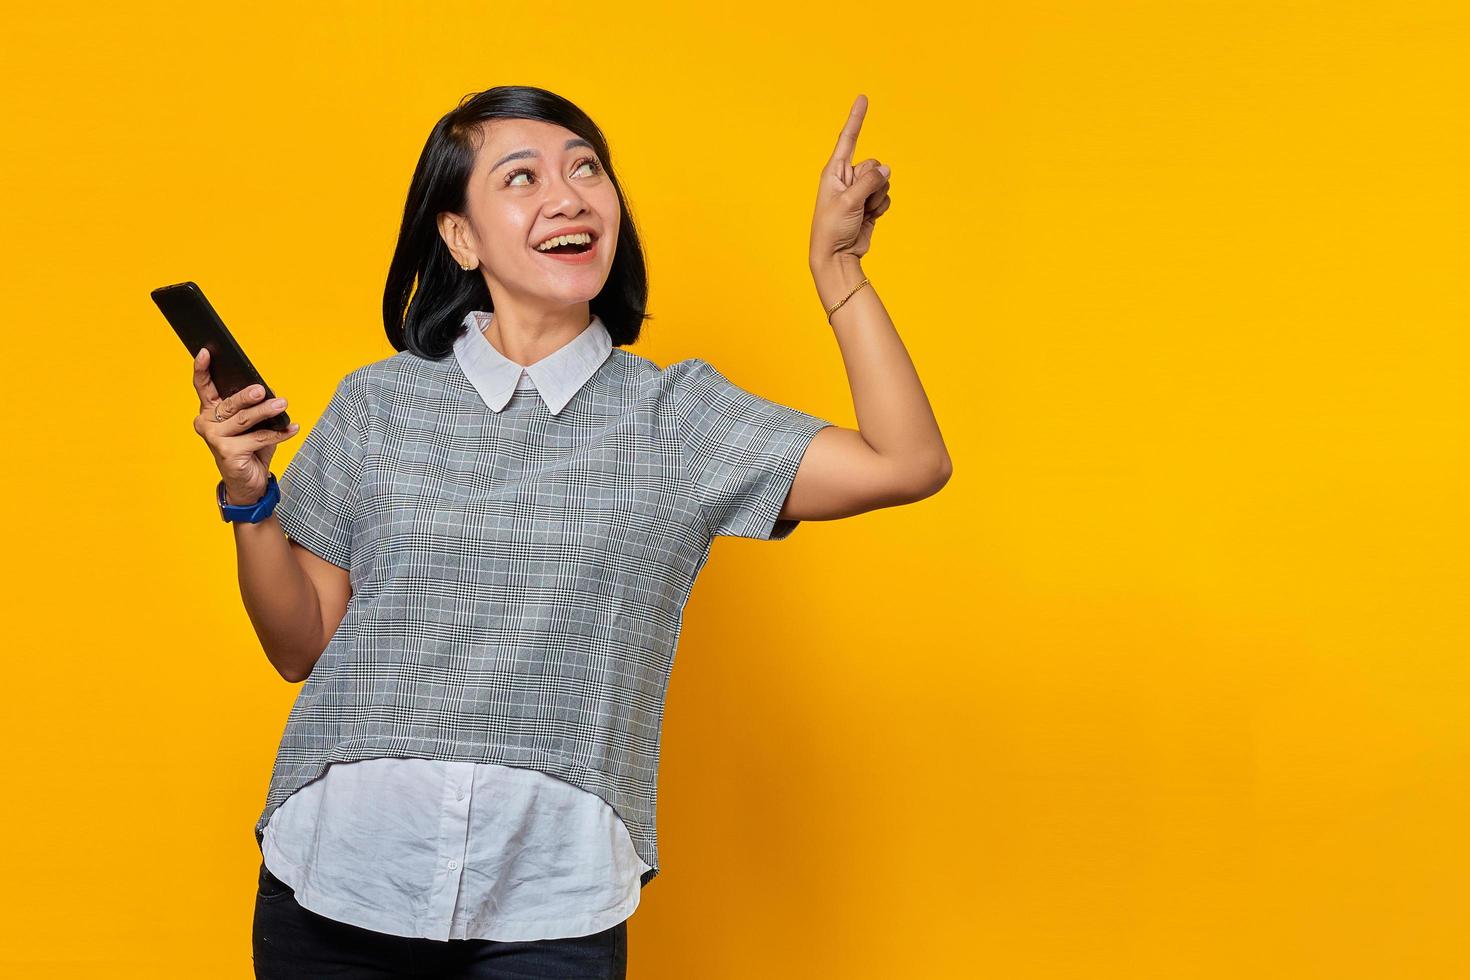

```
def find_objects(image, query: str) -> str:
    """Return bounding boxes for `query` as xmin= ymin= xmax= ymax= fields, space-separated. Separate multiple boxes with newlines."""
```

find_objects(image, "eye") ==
xmin=505 ymin=156 xmax=603 ymax=187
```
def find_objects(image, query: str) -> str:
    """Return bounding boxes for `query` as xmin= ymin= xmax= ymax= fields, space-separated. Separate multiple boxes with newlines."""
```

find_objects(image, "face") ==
xmin=440 ymin=118 xmax=620 ymax=311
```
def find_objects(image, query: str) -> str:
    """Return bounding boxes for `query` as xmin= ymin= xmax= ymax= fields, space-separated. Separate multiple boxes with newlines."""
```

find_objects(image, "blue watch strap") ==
xmin=218 ymin=473 xmax=280 ymax=523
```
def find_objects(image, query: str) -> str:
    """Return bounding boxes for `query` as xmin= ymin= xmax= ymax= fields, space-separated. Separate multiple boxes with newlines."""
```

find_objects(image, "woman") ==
xmin=193 ymin=85 xmax=950 ymax=978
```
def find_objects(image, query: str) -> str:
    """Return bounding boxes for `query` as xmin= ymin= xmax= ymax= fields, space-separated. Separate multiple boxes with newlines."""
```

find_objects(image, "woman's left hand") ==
xmin=810 ymin=94 xmax=892 ymax=266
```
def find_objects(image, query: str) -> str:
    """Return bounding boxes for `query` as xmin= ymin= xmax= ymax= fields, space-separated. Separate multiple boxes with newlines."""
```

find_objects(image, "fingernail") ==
xmin=878 ymin=164 xmax=890 ymax=177
xmin=253 ymin=385 xmax=264 ymax=397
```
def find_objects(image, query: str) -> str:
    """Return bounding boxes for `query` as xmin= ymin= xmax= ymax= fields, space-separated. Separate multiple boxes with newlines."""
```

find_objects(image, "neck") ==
xmin=477 ymin=307 xmax=591 ymax=367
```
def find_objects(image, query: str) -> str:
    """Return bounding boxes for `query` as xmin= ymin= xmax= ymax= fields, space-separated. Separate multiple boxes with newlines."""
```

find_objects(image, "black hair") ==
xmin=382 ymin=85 xmax=652 ymax=358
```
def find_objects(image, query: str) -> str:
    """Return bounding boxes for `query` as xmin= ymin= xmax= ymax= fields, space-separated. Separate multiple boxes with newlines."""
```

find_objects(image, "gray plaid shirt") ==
xmin=255 ymin=311 xmax=834 ymax=884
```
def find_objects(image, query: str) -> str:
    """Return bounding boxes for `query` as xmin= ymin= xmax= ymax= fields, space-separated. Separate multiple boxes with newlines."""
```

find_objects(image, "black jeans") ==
xmin=252 ymin=860 xmax=629 ymax=979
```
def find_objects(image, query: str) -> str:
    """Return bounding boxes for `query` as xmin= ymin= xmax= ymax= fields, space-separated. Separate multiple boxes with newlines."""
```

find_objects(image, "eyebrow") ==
xmin=490 ymin=138 xmax=596 ymax=174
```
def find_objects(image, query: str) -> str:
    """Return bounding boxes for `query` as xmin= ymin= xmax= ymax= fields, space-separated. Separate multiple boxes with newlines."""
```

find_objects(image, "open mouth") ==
xmin=532 ymin=230 xmax=599 ymax=256
xmin=531 ymin=234 xmax=600 ymax=263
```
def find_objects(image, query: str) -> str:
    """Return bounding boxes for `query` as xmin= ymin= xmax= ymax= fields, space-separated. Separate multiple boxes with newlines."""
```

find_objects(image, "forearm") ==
xmin=231 ymin=512 xmax=325 ymax=683
xmin=810 ymin=254 xmax=952 ymax=483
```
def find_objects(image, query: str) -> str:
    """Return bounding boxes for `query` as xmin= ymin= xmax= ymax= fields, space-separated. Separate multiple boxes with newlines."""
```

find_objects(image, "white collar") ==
xmin=452 ymin=311 xmax=613 ymax=415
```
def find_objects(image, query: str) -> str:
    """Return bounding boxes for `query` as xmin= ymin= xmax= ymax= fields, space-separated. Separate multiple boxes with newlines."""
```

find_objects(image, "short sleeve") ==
xmin=274 ymin=375 xmax=367 ymax=570
xmin=674 ymin=358 xmax=835 ymax=541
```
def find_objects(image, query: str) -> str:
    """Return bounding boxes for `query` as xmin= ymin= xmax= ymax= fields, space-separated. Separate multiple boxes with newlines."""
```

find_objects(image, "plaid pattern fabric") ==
xmin=255 ymin=312 xmax=834 ymax=884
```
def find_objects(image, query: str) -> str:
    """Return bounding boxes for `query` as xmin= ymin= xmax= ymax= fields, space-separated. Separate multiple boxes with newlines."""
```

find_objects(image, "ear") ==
xmin=436 ymin=211 xmax=474 ymax=267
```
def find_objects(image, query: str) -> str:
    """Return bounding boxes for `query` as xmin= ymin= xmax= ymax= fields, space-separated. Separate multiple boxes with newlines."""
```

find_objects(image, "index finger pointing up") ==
xmin=829 ymin=94 xmax=868 ymax=169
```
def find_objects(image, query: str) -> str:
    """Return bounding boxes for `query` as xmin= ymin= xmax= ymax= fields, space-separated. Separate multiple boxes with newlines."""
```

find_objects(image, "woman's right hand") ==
xmin=192 ymin=346 xmax=300 ymax=506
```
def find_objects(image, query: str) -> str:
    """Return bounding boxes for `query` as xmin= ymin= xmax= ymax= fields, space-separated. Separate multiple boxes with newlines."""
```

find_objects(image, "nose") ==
xmin=541 ymin=170 xmax=591 ymax=218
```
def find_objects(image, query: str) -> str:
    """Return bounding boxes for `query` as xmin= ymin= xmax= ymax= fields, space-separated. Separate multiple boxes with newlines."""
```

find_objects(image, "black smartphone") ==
xmin=151 ymin=281 xmax=291 ymax=434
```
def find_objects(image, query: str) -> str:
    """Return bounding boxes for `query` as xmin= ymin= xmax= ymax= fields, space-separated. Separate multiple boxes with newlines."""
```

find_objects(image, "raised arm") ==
xmin=782 ymin=94 xmax=952 ymax=523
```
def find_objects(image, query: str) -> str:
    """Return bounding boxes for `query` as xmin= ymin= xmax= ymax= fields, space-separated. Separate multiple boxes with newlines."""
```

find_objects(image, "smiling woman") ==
xmin=244 ymin=83 xmax=946 ymax=979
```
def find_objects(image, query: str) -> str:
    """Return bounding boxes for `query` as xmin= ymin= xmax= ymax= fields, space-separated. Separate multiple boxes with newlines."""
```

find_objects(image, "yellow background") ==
xmin=4 ymin=0 xmax=1467 ymax=976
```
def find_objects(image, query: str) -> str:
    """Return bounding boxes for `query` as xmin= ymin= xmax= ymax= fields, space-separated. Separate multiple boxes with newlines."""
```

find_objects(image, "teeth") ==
xmin=535 ymin=232 xmax=593 ymax=251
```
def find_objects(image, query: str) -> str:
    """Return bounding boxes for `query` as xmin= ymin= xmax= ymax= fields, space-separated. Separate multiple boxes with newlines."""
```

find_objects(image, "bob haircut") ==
xmin=383 ymin=85 xmax=652 ymax=359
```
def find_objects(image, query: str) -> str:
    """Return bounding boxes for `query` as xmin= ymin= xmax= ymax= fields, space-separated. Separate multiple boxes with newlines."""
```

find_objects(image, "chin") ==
xmin=539 ymin=284 xmax=605 ymax=306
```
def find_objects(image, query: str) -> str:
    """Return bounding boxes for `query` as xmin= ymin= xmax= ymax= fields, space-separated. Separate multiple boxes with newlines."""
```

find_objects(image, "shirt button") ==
xmin=447 ymin=860 xmax=458 ymax=870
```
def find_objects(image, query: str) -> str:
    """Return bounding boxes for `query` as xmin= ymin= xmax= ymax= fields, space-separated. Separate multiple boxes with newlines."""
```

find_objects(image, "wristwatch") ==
xmin=218 ymin=473 xmax=280 ymax=523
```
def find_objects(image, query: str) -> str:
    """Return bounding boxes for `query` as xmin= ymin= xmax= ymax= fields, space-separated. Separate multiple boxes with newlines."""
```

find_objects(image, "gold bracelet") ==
xmin=825 ymin=277 xmax=871 ymax=324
